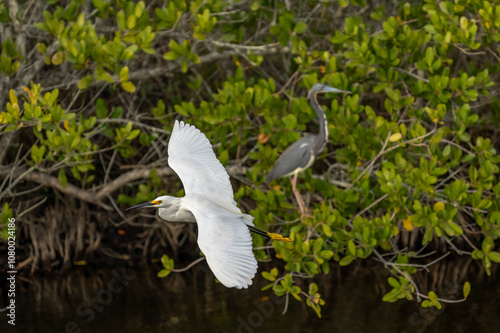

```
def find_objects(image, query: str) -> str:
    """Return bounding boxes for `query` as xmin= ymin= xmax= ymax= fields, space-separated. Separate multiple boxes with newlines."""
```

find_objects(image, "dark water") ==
xmin=1 ymin=260 xmax=499 ymax=333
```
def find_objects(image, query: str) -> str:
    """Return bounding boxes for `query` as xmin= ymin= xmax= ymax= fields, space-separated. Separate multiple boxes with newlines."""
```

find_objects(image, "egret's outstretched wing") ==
xmin=190 ymin=207 xmax=257 ymax=289
xmin=168 ymin=121 xmax=235 ymax=204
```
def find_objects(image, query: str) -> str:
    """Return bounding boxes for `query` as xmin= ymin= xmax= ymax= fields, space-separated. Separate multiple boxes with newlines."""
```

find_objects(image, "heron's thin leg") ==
xmin=291 ymin=173 xmax=309 ymax=217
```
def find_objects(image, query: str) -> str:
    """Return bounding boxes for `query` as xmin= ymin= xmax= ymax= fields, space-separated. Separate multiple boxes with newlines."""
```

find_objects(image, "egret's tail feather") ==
xmin=248 ymin=226 xmax=292 ymax=242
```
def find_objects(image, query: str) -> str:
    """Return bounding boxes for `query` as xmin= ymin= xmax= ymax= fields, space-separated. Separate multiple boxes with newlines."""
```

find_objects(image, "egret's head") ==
xmin=126 ymin=196 xmax=171 ymax=210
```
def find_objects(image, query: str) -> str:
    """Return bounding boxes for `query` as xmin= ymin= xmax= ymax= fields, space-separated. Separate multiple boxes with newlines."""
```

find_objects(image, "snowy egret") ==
xmin=266 ymin=84 xmax=350 ymax=215
xmin=127 ymin=120 xmax=290 ymax=289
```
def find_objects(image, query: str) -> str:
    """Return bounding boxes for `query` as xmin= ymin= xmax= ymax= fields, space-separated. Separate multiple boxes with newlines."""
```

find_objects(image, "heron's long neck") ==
xmin=310 ymin=92 xmax=328 ymax=153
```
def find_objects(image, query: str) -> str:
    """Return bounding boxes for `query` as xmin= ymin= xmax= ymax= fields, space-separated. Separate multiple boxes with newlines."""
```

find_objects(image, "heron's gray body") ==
xmin=265 ymin=134 xmax=316 ymax=183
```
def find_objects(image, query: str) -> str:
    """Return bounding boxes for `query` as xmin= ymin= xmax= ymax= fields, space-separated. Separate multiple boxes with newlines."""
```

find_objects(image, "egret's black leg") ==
xmin=248 ymin=225 xmax=292 ymax=242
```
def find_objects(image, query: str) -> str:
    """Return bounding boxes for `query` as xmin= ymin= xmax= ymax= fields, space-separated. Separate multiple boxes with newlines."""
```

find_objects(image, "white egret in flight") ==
xmin=127 ymin=120 xmax=290 ymax=288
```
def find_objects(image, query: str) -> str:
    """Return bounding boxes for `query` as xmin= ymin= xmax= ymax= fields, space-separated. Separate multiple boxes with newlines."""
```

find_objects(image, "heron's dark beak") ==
xmin=324 ymin=86 xmax=351 ymax=94
xmin=126 ymin=200 xmax=161 ymax=211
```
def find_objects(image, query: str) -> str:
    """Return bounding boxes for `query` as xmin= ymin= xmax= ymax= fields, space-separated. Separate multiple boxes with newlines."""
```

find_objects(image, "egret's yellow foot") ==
xmin=268 ymin=232 xmax=293 ymax=242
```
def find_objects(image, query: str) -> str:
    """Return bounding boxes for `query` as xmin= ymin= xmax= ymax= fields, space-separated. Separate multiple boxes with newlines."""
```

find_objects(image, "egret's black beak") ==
xmin=126 ymin=200 xmax=161 ymax=211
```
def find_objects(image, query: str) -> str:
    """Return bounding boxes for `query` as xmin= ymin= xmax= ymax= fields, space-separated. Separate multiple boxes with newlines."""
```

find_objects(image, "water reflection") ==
xmin=0 ymin=259 xmax=498 ymax=333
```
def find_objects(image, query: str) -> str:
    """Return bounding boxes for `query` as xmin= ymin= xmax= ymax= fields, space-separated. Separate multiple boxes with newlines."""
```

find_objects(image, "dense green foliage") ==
xmin=1 ymin=0 xmax=500 ymax=317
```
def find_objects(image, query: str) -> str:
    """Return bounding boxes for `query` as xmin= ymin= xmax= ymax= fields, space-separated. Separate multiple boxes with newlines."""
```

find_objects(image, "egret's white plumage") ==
xmin=169 ymin=121 xmax=257 ymax=288
xmin=168 ymin=121 xmax=237 ymax=206
xmin=186 ymin=197 xmax=256 ymax=288
xmin=129 ymin=120 xmax=257 ymax=288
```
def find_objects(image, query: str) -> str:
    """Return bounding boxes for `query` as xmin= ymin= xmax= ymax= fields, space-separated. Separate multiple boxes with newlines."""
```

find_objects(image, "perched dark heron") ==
xmin=266 ymin=84 xmax=350 ymax=215
xmin=127 ymin=121 xmax=290 ymax=289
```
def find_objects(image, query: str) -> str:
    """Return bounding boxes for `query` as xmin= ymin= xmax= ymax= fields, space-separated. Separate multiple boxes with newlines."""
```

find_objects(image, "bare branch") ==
xmin=0 ymin=166 xmax=113 ymax=210
xmin=41 ymin=45 xmax=290 ymax=92
xmin=171 ymin=256 xmax=206 ymax=272
xmin=95 ymin=167 xmax=175 ymax=199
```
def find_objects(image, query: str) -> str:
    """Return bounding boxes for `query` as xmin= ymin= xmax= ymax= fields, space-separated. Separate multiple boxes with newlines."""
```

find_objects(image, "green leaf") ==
xmin=282 ymin=114 xmax=297 ymax=129
xmin=488 ymin=251 xmax=500 ymax=263
xmin=58 ymin=169 xmax=67 ymax=187
xmin=482 ymin=237 xmax=494 ymax=253
xmin=330 ymin=33 xmax=350 ymax=44
xmin=31 ymin=145 xmax=45 ymax=163
xmin=382 ymin=289 xmax=399 ymax=302
xmin=190 ymin=53 xmax=200 ymax=64
xmin=294 ymin=22 xmax=307 ymax=34
xmin=463 ymin=281 xmax=471 ymax=298
xmin=290 ymin=289 xmax=302 ymax=301
xmin=119 ymin=66 xmax=129 ymax=82
xmin=161 ymin=254 xmax=173 ymax=269
xmin=78 ymin=75 xmax=94 ymax=90
xmin=448 ymin=221 xmax=463 ymax=236
xmin=347 ymin=240 xmax=356 ymax=256
xmin=122 ymin=45 xmax=138 ymax=60
xmin=116 ymin=10 xmax=126 ymax=30
xmin=261 ymin=283 xmax=274 ymax=291
xmin=421 ymin=299 xmax=432 ymax=308
xmin=169 ymin=40 xmax=183 ymax=53
xmin=388 ymin=277 xmax=400 ymax=288
xmin=273 ymin=284 xmax=286 ymax=296
xmin=37 ymin=43 xmax=47 ymax=53
xmin=339 ymin=0 xmax=349 ymax=8
xmin=46 ymin=89 xmax=59 ymax=105
xmin=382 ymin=18 xmax=396 ymax=36
xmin=193 ymin=30 xmax=206 ymax=40
xmin=127 ymin=15 xmax=136 ymax=29
xmin=425 ymin=47 xmax=434 ymax=67
xmin=320 ymin=250 xmax=333 ymax=259
xmin=471 ymin=249 xmax=484 ymax=260
xmin=302 ymin=241 xmax=310 ymax=253
xmin=135 ymin=1 xmax=145 ymax=17
xmin=96 ymin=98 xmax=107 ymax=119
xmin=250 ymin=0 xmax=260 ymax=11
xmin=428 ymin=291 xmax=438 ymax=302
xmin=157 ymin=269 xmax=171 ymax=278
xmin=163 ymin=51 xmax=179 ymax=60
xmin=389 ymin=133 xmax=402 ymax=142
xmin=121 ymin=81 xmax=136 ymax=93
xmin=262 ymin=271 xmax=276 ymax=281
xmin=433 ymin=202 xmax=445 ymax=212
xmin=339 ymin=255 xmax=354 ymax=266
xmin=127 ymin=129 xmax=140 ymax=140
xmin=51 ymin=51 xmax=64 ymax=65
xmin=181 ymin=58 xmax=188 ymax=73
xmin=322 ymin=224 xmax=332 ymax=237
xmin=9 ymin=89 xmax=18 ymax=105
